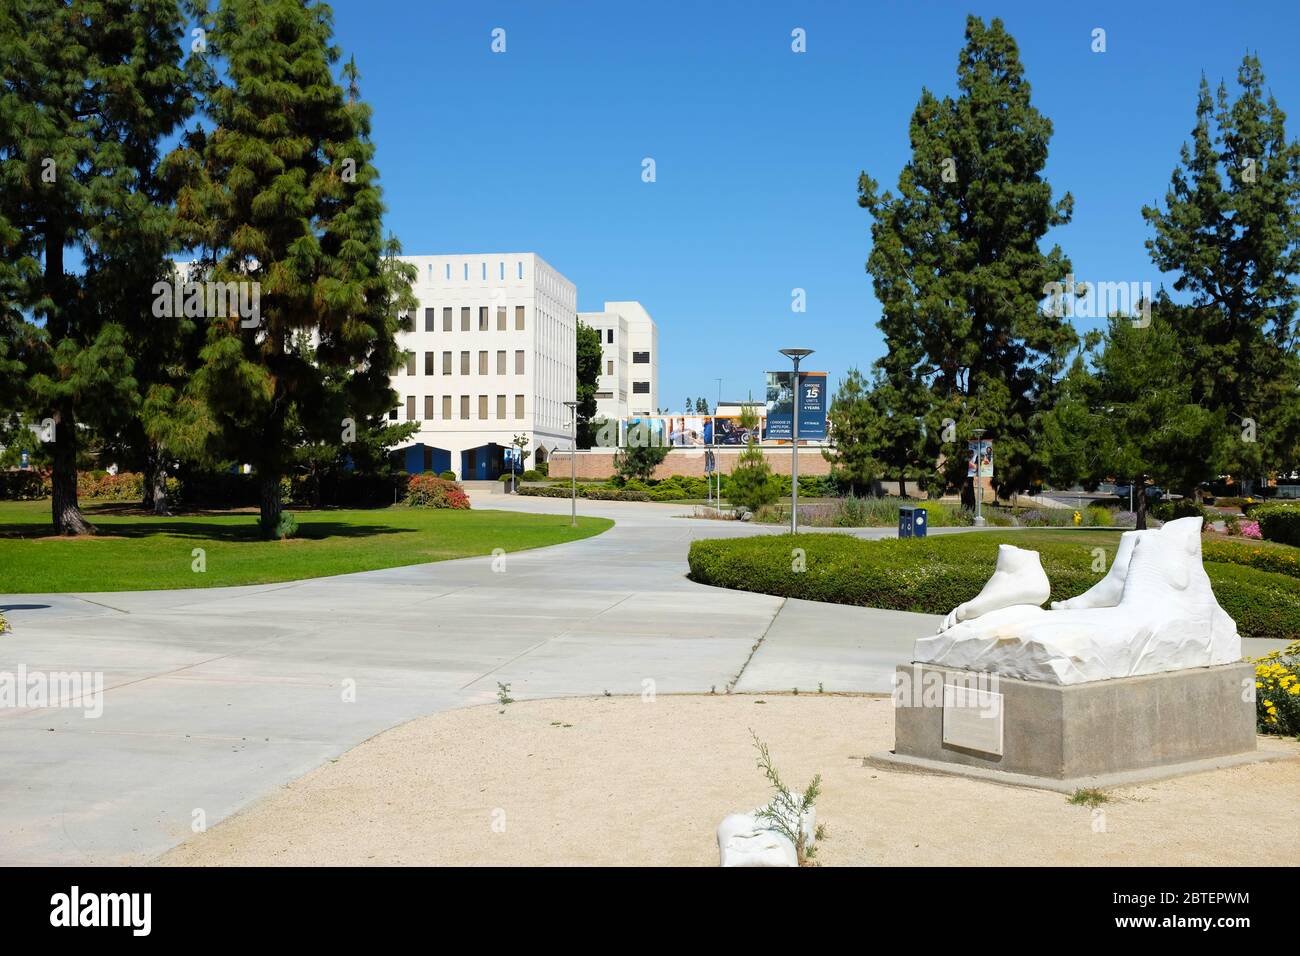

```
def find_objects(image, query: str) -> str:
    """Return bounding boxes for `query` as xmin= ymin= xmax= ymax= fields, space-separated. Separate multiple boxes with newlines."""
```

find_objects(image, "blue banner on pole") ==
xmin=763 ymin=371 xmax=827 ymax=441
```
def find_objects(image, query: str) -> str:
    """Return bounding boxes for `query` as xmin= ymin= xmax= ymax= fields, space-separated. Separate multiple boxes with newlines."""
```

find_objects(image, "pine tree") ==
xmin=0 ymin=0 xmax=193 ymax=533
xmin=168 ymin=0 xmax=411 ymax=534
xmin=823 ymin=368 xmax=879 ymax=496
xmin=858 ymin=16 xmax=1077 ymax=502
xmin=1142 ymin=55 xmax=1300 ymax=485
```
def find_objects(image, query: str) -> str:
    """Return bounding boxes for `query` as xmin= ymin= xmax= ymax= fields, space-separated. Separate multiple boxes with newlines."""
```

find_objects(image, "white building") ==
xmin=579 ymin=300 xmax=658 ymax=421
xmin=391 ymin=253 xmax=577 ymax=478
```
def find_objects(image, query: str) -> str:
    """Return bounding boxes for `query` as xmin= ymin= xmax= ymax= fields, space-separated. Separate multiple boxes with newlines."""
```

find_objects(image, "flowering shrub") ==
xmin=1203 ymin=539 xmax=1300 ymax=578
xmin=0 ymin=611 xmax=9 ymax=634
xmin=402 ymin=474 xmax=470 ymax=509
xmin=77 ymin=471 xmax=144 ymax=501
xmin=1252 ymin=640 xmax=1300 ymax=737
xmin=1240 ymin=520 xmax=1263 ymax=540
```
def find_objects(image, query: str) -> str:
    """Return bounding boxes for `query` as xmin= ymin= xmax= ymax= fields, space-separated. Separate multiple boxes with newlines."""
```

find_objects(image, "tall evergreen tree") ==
xmin=168 ymin=0 xmax=411 ymax=534
xmin=0 ymin=0 xmax=193 ymax=533
xmin=858 ymin=16 xmax=1077 ymax=501
xmin=1142 ymin=55 xmax=1300 ymax=485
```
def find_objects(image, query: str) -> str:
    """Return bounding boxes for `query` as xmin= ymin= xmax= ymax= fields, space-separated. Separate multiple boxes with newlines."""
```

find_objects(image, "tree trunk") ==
xmin=50 ymin=401 xmax=92 ymax=535
xmin=141 ymin=453 xmax=157 ymax=510
xmin=898 ymin=475 xmax=907 ymax=498
xmin=152 ymin=457 xmax=170 ymax=516
xmin=45 ymin=223 xmax=92 ymax=536
xmin=960 ymin=477 xmax=976 ymax=512
xmin=259 ymin=473 xmax=282 ymax=537
xmin=1135 ymin=476 xmax=1148 ymax=531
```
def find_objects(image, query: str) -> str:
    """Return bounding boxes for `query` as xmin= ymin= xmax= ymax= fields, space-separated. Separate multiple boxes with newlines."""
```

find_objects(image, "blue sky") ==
xmin=329 ymin=0 xmax=1300 ymax=410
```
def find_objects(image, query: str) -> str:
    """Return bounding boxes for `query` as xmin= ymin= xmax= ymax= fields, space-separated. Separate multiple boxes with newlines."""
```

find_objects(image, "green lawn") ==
xmin=0 ymin=500 xmax=612 ymax=592
xmin=688 ymin=529 xmax=1300 ymax=640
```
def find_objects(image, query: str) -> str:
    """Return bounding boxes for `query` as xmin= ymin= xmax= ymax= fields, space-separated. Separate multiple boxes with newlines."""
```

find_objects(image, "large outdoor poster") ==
xmin=968 ymin=439 xmax=993 ymax=477
xmin=762 ymin=371 xmax=827 ymax=441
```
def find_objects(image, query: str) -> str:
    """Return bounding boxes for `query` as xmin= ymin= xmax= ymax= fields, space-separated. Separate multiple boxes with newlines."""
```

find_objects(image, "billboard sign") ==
xmin=968 ymin=440 xmax=993 ymax=478
xmin=763 ymin=371 xmax=827 ymax=441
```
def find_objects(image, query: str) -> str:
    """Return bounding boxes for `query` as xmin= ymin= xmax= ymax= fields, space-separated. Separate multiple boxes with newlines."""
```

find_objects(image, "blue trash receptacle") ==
xmin=899 ymin=505 xmax=927 ymax=539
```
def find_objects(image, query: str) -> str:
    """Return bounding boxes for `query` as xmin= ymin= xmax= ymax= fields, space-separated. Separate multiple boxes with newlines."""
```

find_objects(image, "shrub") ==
xmin=521 ymin=469 xmax=543 ymax=481
xmin=438 ymin=470 xmax=457 ymax=481
xmin=1202 ymin=539 xmax=1300 ymax=578
xmin=686 ymin=533 xmax=1300 ymax=640
xmin=1251 ymin=640 xmax=1300 ymax=737
xmin=1151 ymin=498 xmax=1210 ymax=522
xmin=0 ymin=610 xmax=9 ymax=634
xmin=534 ymin=461 xmax=549 ymax=477
xmin=402 ymin=474 xmax=471 ymax=509
xmin=0 ymin=470 xmax=51 ymax=500
xmin=77 ymin=471 xmax=144 ymax=501
xmin=1254 ymin=505 xmax=1300 ymax=547
xmin=274 ymin=511 xmax=298 ymax=540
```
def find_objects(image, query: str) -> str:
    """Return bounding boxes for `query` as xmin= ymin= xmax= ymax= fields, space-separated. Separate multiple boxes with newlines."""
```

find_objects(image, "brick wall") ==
xmin=547 ymin=446 xmax=833 ymax=481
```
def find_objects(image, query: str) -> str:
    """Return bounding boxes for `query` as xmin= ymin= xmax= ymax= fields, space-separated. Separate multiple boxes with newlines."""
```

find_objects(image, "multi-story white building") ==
xmin=391 ymin=253 xmax=577 ymax=479
xmin=579 ymin=300 xmax=658 ymax=421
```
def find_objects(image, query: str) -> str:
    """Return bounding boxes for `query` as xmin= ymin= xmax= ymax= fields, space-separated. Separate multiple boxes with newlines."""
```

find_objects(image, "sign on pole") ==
xmin=762 ymin=370 xmax=827 ymax=441
xmin=967 ymin=440 xmax=993 ymax=478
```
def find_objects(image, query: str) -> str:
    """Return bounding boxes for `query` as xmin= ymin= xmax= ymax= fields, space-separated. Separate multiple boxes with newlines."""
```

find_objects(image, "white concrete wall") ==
xmin=392 ymin=253 xmax=577 ymax=474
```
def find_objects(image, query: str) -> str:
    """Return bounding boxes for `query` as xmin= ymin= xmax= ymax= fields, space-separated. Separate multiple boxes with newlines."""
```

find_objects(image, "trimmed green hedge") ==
xmin=687 ymin=531 xmax=1300 ymax=640
xmin=1255 ymin=505 xmax=1300 ymax=547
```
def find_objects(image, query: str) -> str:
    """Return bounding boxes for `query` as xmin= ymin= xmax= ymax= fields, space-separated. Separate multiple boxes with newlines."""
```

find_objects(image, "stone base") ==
xmin=877 ymin=661 xmax=1264 ymax=788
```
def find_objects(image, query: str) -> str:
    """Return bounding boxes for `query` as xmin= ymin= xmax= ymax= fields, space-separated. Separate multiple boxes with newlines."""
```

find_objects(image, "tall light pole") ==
xmin=562 ymin=400 xmax=579 ymax=527
xmin=779 ymin=348 xmax=813 ymax=535
xmin=971 ymin=427 xmax=986 ymax=527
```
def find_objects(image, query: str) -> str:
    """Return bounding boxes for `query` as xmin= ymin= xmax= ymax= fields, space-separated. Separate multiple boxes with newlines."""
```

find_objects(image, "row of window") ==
xmin=393 ymin=394 xmax=528 ymax=422
xmin=426 ymin=261 xmax=527 ymax=283
xmin=399 ymin=350 xmax=527 ymax=376
xmin=408 ymin=305 xmax=527 ymax=333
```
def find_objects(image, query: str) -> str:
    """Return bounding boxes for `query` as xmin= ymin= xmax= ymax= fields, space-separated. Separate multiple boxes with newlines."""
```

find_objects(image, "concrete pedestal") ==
xmin=871 ymin=661 xmax=1278 ymax=791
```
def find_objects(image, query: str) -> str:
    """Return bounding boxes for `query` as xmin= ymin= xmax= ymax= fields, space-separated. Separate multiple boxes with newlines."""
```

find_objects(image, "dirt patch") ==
xmin=158 ymin=694 xmax=1299 ymax=867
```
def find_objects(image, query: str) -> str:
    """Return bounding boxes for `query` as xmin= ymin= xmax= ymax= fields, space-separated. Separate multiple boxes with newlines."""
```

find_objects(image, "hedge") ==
xmin=687 ymin=533 xmax=1300 ymax=640
xmin=517 ymin=484 xmax=651 ymax=502
xmin=1255 ymin=505 xmax=1300 ymax=547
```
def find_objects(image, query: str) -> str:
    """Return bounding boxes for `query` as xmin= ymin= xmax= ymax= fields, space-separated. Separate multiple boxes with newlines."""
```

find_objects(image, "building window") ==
xmin=481 ymin=262 xmax=487 ymax=281
xmin=406 ymin=395 xmax=416 ymax=420
xmin=478 ymin=350 xmax=488 ymax=375
xmin=633 ymin=351 xmax=650 ymax=364
xmin=442 ymin=395 xmax=452 ymax=420
xmin=515 ymin=394 xmax=524 ymax=419
xmin=514 ymin=350 xmax=525 ymax=374
xmin=460 ymin=307 xmax=470 ymax=331
xmin=424 ymin=396 xmax=434 ymax=420
xmin=478 ymin=306 xmax=488 ymax=331
xmin=633 ymin=381 xmax=650 ymax=394
xmin=445 ymin=263 xmax=451 ymax=280
xmin=499 ymin=262 xmax=505 ymax=281
xmin=443 ymin=307 xmax=452 ymax=331
xmin=460 ymin=395 xmax=470 ymax=420
xmin=388 ymin=407 xmax=397 ymax=421
xmin=496 ymin=394 xmax=506 ymax=419
xmin=442 ymin=351 xmax=452 ymax=375
xmin=463 ymin=263 xmax=469 ymax=281
xmin=424 ymin=352 xmax=434 ymax=376
xmin=496 ymin=350 xmax=506 ymax=375
xmin=606 ymin=359 xmax=614 ymax=375
xmin=606 ymin=329 xmax=613 ymax=344
xmin=595 ymin=390 xmax=613 ymax=400
xmin=515 ymin=306 xmax=525 ymax=330
xmin=478 ymin=394 xmax=488 ymax=419
xmin=460 ymin=351 xmax=470 ymax=375
xmin=424 ymin=308 xmax=435 ymax=332
xmin=517 ymin=261 xmax=524 ymax=280
xmin=496 ymin=307 xmax=506 ymax=330
xmin=405 ymin=352 xmax=416 ymax=376
xmin=427 ymin=264 xmax=433 ymax=283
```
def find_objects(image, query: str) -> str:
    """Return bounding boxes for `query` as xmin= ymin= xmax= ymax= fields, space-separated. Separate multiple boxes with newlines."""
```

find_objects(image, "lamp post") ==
xmin=971 ymin=427 xmax=986 ymax=527
xmin=779 ymin=348 xmax=814 ymax=535
xmin=562 ymin=400 xmax=579 ymax=527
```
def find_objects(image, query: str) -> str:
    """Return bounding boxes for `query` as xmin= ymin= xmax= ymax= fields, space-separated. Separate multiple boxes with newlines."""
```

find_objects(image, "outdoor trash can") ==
xmin=899 ymin=505 xmax=927 ymax=539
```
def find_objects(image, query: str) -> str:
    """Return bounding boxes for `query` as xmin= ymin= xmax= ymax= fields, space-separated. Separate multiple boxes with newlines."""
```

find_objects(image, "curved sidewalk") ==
xmin=0 ymin=495 xmax=934 ymax=864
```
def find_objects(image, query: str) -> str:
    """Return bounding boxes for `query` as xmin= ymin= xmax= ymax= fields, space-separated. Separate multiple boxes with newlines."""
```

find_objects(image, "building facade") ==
xmin=391 ymin=253 xmax=577 ymax=479
xmin=578 ymin=300 xmax=659 ymax=421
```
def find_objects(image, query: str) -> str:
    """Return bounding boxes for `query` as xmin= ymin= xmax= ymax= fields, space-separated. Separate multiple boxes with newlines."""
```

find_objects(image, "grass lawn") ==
xmin=0 ymin=500 xmax=612 ymax=593
xmin=688 ymin=529 xmax=1300 ymax=640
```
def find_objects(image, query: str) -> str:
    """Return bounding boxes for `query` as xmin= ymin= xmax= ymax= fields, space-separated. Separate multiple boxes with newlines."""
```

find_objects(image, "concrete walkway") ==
xmin=0 ymin=496 xmax=1284 ymax=864
xmin=0 ymin=494 xmax=932 ymax=864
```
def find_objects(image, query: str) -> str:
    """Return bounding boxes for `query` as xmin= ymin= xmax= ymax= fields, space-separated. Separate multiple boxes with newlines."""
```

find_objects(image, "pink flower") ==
xmin=1241 ymin=520 xmax=1262 ymax=540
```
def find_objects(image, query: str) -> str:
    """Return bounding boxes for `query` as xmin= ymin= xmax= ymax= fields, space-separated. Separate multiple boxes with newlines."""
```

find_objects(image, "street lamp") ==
xmin=971 ymin=427 xmax=987 ymax=527
xmin=779 ymin=348 xmax=814 ymax=535
xmin=562 ymin=400 xmax=579 ymax=527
